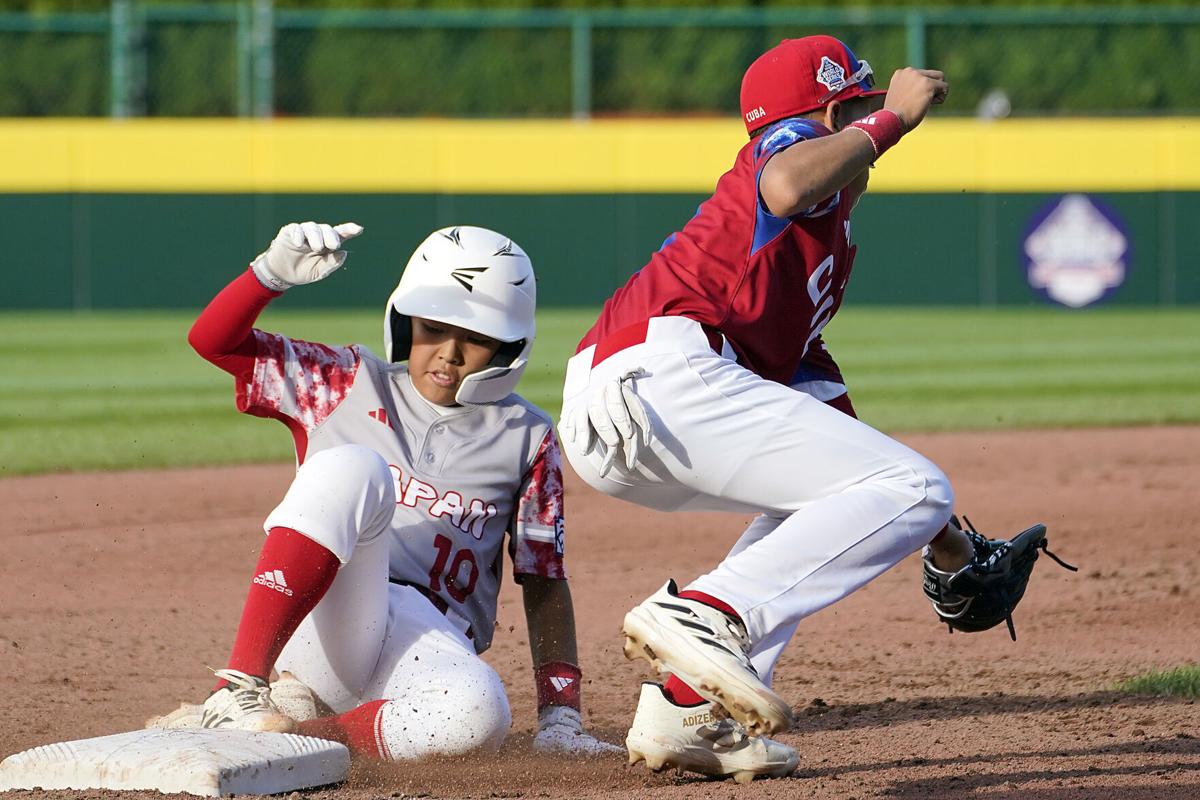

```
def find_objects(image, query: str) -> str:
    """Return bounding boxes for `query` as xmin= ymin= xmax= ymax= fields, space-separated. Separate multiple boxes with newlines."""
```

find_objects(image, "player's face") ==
xmin=408 ymin=317 xmax=503 ymax=406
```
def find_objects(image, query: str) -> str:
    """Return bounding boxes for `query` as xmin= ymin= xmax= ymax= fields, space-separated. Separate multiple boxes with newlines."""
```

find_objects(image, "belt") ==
xmin=389 ymin=578 xmax=475 ymax=641
xmin=590 ymin=318 xmax=724 ymax=369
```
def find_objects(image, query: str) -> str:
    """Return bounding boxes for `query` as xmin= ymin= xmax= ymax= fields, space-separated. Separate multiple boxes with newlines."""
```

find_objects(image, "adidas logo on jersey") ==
xmin=549 ymin=676 xmax=576 ymax=693
xmin=253 ymin=569 xmax=294 ymax=597
xmin=368 ymin=408 xmax=392 ymax=428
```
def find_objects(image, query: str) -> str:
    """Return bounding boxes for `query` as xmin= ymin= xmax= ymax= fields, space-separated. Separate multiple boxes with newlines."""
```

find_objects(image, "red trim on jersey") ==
xmin=586 ymin=319 xmax=723 ymax=368
xmin=511 ymin=429 xmax=568 ymax=582
xmin=188 ymin=267 xmax=281 ymax=383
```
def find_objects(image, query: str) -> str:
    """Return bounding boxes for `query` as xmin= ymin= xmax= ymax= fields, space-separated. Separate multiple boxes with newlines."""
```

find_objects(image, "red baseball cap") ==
xmin=740 ymin=35 xmax=888 ymax=135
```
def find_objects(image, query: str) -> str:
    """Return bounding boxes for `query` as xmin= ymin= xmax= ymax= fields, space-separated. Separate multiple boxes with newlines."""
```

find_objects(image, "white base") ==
xmin=0 ymin=728 xmax=349 ymax=796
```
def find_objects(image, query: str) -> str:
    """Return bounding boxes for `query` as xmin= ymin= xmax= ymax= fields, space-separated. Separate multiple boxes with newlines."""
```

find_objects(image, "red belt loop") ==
xmin=590 ymin=317 xmax=724 ymax=369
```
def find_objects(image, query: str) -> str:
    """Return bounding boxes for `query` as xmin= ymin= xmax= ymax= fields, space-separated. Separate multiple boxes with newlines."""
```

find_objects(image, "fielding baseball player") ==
xmin=559 ymin=36 xmax=1072 ymax=782
xmin=153 ymin=222 xmax=619 ymax=760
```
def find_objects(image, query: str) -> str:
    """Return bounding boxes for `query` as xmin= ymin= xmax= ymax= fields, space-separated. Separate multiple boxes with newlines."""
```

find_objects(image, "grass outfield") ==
xmin=1 ymin=306 xmax=1197 ymax=475
xmin=1116 ymin=666 xmax=1200 ymax=698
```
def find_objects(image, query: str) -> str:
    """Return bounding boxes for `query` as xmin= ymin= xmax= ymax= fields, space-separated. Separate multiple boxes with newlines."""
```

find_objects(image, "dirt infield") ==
xmin=3 ymin=426 xmax=1199 ymax=799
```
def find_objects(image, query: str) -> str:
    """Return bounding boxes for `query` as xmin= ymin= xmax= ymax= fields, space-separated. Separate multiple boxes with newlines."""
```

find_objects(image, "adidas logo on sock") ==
xmin=253 ymin=569 xmax=294 ymax=597
xmin=549 ymin=676 xmax=575 ymax=693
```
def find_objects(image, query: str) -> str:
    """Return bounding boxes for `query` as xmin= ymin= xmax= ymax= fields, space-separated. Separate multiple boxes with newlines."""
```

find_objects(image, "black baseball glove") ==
xmin=922 ymin=516 xmax=1076 ymax=641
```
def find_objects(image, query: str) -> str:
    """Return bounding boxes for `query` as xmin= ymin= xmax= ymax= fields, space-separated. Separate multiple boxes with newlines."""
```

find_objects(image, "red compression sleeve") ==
xmin=188 ymin=268 xmax=282 ymax=382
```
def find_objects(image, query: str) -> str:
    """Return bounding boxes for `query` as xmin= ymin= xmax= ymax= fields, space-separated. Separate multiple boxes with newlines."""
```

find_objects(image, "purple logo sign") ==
xmin=1023 ymin=194 xmax=1130 ymax=308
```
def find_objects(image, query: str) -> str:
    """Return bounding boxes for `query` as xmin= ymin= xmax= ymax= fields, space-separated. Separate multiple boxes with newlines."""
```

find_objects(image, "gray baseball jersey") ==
xmin=236 ymin=331 xmax=566 ymax=653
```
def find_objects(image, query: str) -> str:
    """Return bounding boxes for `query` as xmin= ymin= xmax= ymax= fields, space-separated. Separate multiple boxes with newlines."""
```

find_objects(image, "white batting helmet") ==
xmin=384 ymin=225 xmax=536 ymax=405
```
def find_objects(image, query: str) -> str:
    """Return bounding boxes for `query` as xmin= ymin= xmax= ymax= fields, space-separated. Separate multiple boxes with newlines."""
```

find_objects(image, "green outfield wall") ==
xmin=3 ymin=118 xmax=1198 ymax=309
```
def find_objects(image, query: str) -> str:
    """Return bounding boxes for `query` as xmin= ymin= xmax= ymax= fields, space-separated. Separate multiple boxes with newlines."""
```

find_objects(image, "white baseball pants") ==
xmin=560 ymin=317 xmax=954 ymax=683
xmin=265 ymin=445 xmax=511 ymax=759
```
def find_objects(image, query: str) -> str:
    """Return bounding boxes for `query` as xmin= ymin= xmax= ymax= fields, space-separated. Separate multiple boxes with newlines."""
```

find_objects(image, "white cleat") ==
xmin=200 ymin=668 xmax=296 ymax=733
xmin=625 ymin=683 xmax=799 ymax=783
xmin=622 ymin=580 xmax=794 ymax=736
xmin=145 ymin=702 xmax=203 ymax=730
xmin=269 ymin=671 xmax=319 ymax=723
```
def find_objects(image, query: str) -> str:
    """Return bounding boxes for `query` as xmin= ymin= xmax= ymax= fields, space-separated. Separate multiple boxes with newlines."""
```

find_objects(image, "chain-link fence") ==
xmin=3 ymin=3 xmax=1200 ymax=118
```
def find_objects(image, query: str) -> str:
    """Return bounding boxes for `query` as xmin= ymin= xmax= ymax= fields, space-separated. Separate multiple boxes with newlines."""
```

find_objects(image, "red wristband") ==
xmin=535 ymin=661 xmax=582 ymax=712
xmin=846 ymin=109 xmax=905 ymax=160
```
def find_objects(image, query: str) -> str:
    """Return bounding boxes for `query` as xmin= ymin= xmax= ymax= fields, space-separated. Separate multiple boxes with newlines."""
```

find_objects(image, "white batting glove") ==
xmin=532 ymin=706 xmax=623 ymax=756
xmin=562 ymin=368 xmax=652 ymax=478
xmin=250 ymin=221 xmax=364 ymax=292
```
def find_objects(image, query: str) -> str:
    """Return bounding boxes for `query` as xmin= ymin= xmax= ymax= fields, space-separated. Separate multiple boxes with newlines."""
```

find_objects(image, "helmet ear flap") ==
xmin=387 ymin=306 xmax=412 ymax=362
xmin=491 ymin=338 xmax=525 ymax=369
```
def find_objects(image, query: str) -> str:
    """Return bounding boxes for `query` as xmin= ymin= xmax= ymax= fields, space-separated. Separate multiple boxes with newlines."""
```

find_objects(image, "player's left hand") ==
xmin=562 ymin=368 xmax=652 ymax=478
xmin=533 ymin=706 xmax=624 ymax=756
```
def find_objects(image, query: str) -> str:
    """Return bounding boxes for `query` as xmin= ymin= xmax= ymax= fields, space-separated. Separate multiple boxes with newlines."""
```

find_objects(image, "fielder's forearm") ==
xmin=522 ymin=576 xmax=578 ymax=666
xmin=188 ymin=268 xmax=281 ymax=380
xmin=758 ymin=130 xmax=877 ymax=218
xmin=522 ymin=577 xmax=584 ymax=711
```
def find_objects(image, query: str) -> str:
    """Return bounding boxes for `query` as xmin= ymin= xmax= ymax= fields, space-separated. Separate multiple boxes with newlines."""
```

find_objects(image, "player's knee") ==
xmin=378 ymin=664 xmax=511 ymax=759
xmin=264 ymin=445 xmax=397 ymax=562
xmin=303 ymin=444 xmax=393 ymax=494
xmin=915 ymin=460 xmax=955 ymax=533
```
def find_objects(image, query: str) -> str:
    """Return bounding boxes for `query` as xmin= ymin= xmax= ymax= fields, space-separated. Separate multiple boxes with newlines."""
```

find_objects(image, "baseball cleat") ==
xmin=269 ymin=671 xmax=319 ymax=722
xmin=200 ymin=668 xmax=296 ymax=733
xmin=625 ymin=682 xmax=798 ymax=783
xmin=621 ymin=580 xmax=794 ymax=737
xmin=144 ymin=702 xmax=202 ymax=729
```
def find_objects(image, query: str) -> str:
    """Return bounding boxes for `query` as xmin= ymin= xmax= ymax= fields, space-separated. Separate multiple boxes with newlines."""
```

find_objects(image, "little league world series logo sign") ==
xmin=1023 ymin=194 xmax=1130 ymax=308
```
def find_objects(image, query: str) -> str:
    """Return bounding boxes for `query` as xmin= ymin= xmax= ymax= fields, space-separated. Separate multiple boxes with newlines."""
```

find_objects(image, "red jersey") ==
xmin=580 ymin=118 xmax=856 ymax=387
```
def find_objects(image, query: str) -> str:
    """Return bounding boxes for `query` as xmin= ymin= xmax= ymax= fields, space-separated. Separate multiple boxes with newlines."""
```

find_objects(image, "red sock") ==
xmin=216 ymin=527 xmax=340 ymax=690
xmin=663 ymin=589 xmax=744 ymax=707
xmin=296 ymin=700 xmax=390 ymax=760
xmin=663 ymin=675 xmax=707 ymax=706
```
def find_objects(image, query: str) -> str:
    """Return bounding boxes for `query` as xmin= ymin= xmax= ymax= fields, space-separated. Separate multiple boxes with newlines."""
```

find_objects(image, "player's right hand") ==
xmin=251 ymin=221 xmax=364 ymax=292
xmin=883 ymin=67 xmax=949 ymax=133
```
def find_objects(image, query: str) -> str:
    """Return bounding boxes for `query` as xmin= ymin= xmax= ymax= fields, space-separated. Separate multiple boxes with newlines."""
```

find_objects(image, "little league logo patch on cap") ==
xmin=1023 ymin=194 xmax=1130 ymax=308
xmin=816 ymin=56 xmax=847 ymax=93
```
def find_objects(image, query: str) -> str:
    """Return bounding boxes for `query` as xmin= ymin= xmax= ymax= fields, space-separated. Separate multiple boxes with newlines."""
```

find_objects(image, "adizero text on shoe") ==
xmin=625 ymin=682 xmax=798 ymax=783
xmin=201 ymin=668 xmax=295 ymax=733
xmin=621 ymin=580 xmax=794 ymax=736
